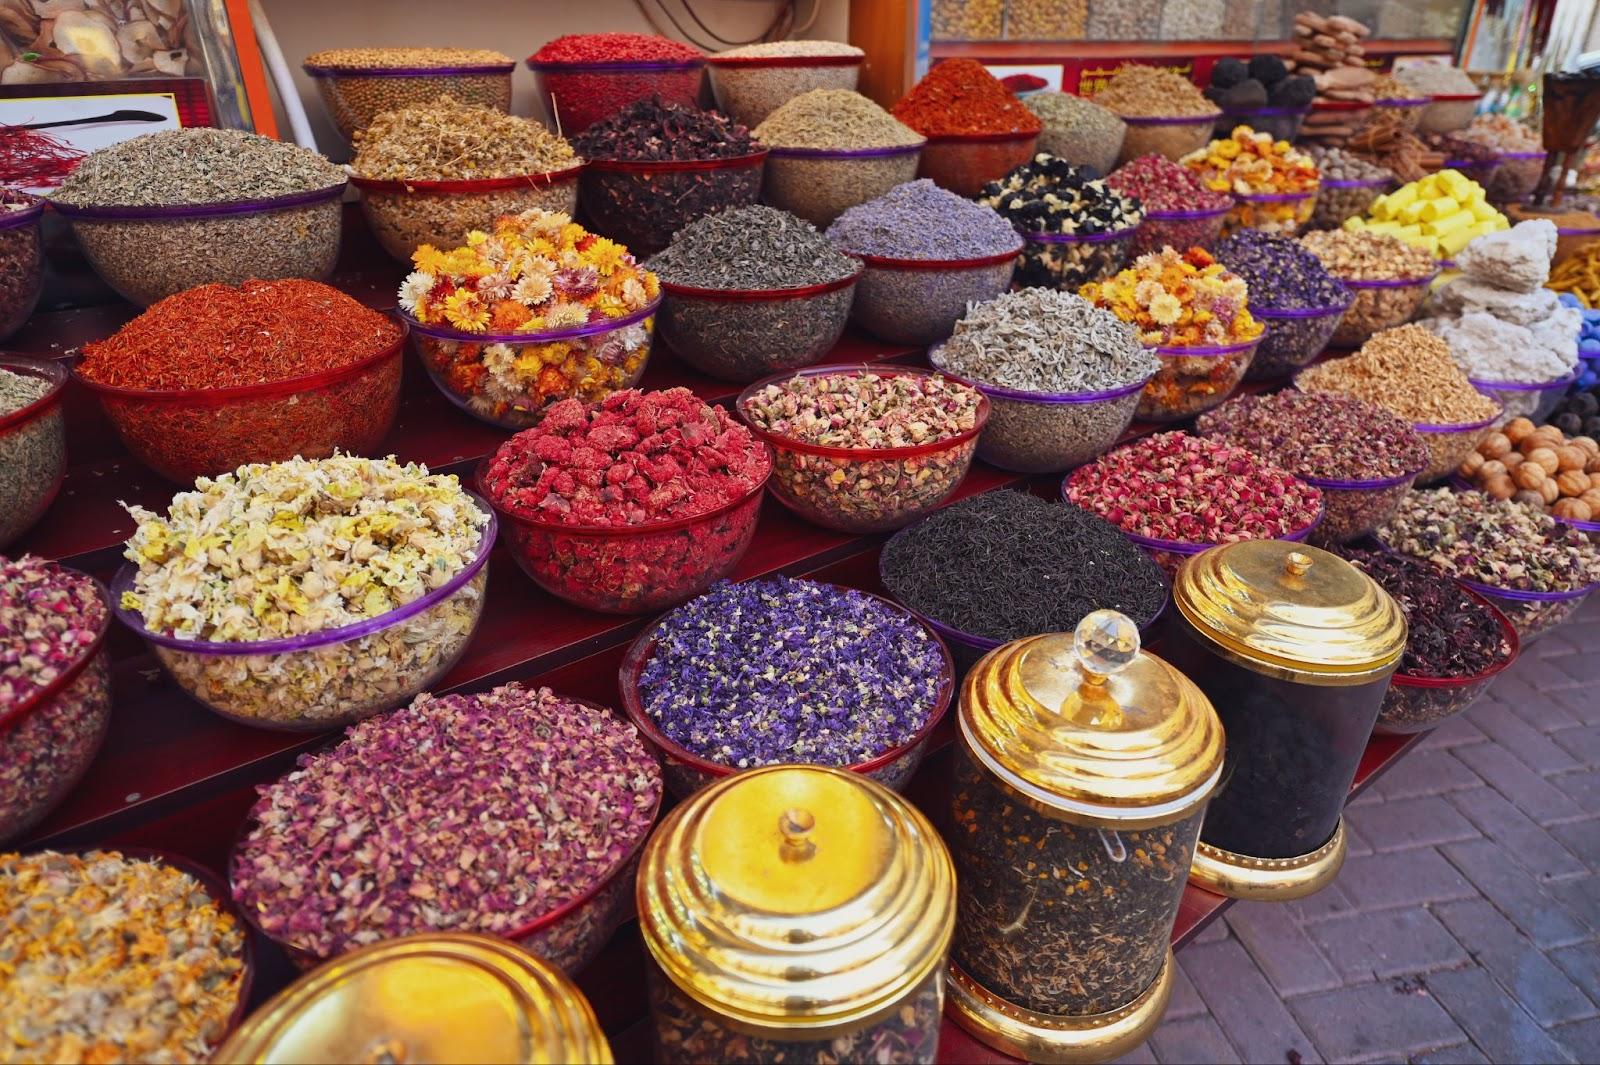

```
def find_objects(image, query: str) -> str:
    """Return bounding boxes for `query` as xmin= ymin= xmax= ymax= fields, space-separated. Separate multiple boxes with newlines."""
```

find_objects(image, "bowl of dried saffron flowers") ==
xmin=0 ymin=355 xmax=66 ymax=552
xmin=891 ymin=60 xmax=1043 ymax=198
xmin=0 ymin=558 xmax=111 ymax=843
xmin=737 ymin=366 xmax=987 ymax=534
xmin=1341 ymin=548 xmax=1519 ymax=734
xmin=707 ymin=41 xmax=866 ymax=128
xmin=50 ymin=129 xmax=348 ymax=308
xmin=403 ymin=209 xmax=660 ymax=429
xmin=480 ymin=389 xmax=771 ymax=615
xmin=115 ymin=456 xmax=493 ymax=731
xmin=528 ymin=34 xmax=706 ymax=136
xmin=229 ymin=682 xmax=662 ymax=975
xmin=0 ymin=192 xmax=44 ymax=342
xmin=621 ymin=577 xmax=954 ymax=800
xmin=648 ymin=206 xmax=863 ymax=383
xmin=75 ymin=281 xmax=406 ymax=484
xmin=1 ymin=849 xmax=253 ymax=1062
xmin=302 ymin=47 xmax=516 ymax=142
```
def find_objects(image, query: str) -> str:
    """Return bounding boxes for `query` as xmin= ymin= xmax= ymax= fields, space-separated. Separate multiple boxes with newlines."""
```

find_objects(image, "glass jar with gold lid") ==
xmin=948 ymin=610 xmax=1225 ymax=1064
xmin=212 ymin=932 xmax=613 ymax=1064
xmin=1164 ymin=541 xmax=1406 ymax=901
xmin=637 ymin=763 xmax=956 ymax=1064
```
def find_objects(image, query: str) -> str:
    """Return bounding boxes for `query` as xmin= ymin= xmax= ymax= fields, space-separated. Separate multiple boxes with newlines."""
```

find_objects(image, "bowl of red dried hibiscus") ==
xmin=480 ymin=387 xmax=772 ymax=614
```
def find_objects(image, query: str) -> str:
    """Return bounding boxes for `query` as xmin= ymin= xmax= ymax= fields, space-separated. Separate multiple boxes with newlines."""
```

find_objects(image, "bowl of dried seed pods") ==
xmin=303 ymin=47 xmax=516 ymax=141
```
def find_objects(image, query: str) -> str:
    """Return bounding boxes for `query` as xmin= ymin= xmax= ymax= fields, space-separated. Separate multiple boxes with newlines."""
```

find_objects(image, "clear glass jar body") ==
xmin=949 ymin=742 xmax=1201 ymax=1016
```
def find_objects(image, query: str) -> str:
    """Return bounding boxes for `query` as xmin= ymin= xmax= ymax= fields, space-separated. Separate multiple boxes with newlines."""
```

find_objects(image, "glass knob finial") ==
xmin=1074 ymin=609 xmax=1140 ymax=677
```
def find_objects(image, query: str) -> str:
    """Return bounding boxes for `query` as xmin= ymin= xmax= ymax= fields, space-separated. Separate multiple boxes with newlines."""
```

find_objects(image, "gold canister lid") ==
xmin=212 ymin=933 xmax=613 ymax=1064
xmin=960 ymin=610 xmax=1225 ymax=828
xmin=1172 ymin=541 xmax=1407 ymax=684
xmin=637 ymin=764 xmax=956 ymax=1033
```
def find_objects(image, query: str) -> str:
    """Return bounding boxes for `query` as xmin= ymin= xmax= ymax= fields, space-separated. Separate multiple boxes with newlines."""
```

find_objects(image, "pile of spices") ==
xmin=0 ymin=364 xmax=61 ymax=551
xmin=1214 ymin=229 xmax=1348 ymax=308
xmin=755 ymin=90 xmax=924 ymax=226
xmin=638 ymin=577 xmax=946 ymax=770
xmin=303 ymin=48 xmax=516 ymax=139
xmin=1106 ymin=153 xmax=1233 ymax=255
xmin=531 ymin=33 xmax=702 ymax=63
xmin=351 ymin=95 xmax=578 ymax=180
xmin=0 ymin=556 xmax=110 ymax=841
xmin=980 ymin=154 xmax=1144 ymax=289
xmin=881 ymin=490 xmax=1168 ymax=644
xmin=1065 ymin=432 xmax=1324 ymax=558
xmin=826 ymin=179 xmax=1020 ymax=260
xmin=1184 ymin=126 xmax=1320 ymax=235
xmin=0 ymin=850 xmax=246 ymax=1063
xmin=1299 ymin=228 xmax=1439 ymax=342
xmin=648 ymin=205 xmax=858 ymax=380
xmin=403 ymin=209 xmax=659 ymax=427
xmin=891 ymin=59 xmax=1042 ymax=137
xmin=306 ymin=46 xmax=515 ymax=69
xmin=0 ymin=194 xmax=42 ymax=342
xmin=1392 ymin=64 xmax=1480 ymax=97
xmin=1303 ymin=145 xmax=1394 ymax=230
xmin=1023 ymin=92 xmax=1127 ymax=174
xmin=1458 ymin=418 xmax=1600 ymax=524
xmin=932 ymin=289 xmax=1156 ymax=393
xmin=755 ymin=90 xmax=921 ymax=150
xmin=529 ymin=35 xmax=706 ymax=136
xmin=1296 ymin=324 xmax=1500 ymax=425
xmin=717 ymin=40 xmax=863 ymax=59
xmin=121 ymin=456 xmax=488 ymax=727
xmin=1342 ymin=548 xmax=1514 ymax=678
xmin=573 ymin=96 xmax=755 ymax=162
xmin=231 ymin=682 xmax=661 ymax=968
xmin=1081 ymin=245 xmax=1261 ymax=346
xmin=708 ymin=41 xmax=866 ymax=128
xmin=739 ymin=369 xmax=984 ymax=532
xmin=0 ymin=123 xmax=84 ymax=189
xmin=54 ymin=128 xmax=344 ymax=209
xmin=1091 ymin=65 xmax=1215 ymax=118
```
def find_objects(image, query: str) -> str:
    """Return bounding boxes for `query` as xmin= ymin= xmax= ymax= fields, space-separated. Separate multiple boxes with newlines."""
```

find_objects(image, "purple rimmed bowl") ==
xmin=1489 ymin=150 xmax=1545 ymax=205
xmin=1225 ymin=187 xmax=1320 ymax=237
xmin=1328 ymin=271 xmax=1439 ymax=347
xmin=1310 ymin=177 xmax=1391 ymax=231
xmin=112 ymin=499 xmax=495 ymax=731
xmin=1469 ymin=369 xmax=1579 ymax=427
xmin=1116 ymin=111 xmax=1222 ymax=164
xmin=1215 ymin=105 xmax=1310 ymax=142
xmin=762 ymin=142 xmax=923 ymax=227
xmin=1302 ymin=467 xmax=1424 ymax=546
xmin=303 ymin=60 xmax=515 ymax=141
xmin=840 ymin=243 xmax=1021 ymax=346
xmin=1014 ymin=225 xmax=1139 ymax=291
xmin=1129 ymin=204 xmax=1229 ymax=256
xmin=1106 ymin=518 xmax=1321 ymax=581
xmin=0 ymin=192 xmax=44 ymax=341
xmin=1138 ymin=337 xmax=1261 ymax=422
xmin=1412 ymin=408 xmax=1502 ymax=484
xmin=1246 ymin=298 xmax=1353 ymax=380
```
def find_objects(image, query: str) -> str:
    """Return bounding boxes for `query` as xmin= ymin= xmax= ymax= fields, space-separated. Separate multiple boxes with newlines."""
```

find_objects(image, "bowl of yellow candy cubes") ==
xmin=1340 ymin=169 xmax=1508 ymax=262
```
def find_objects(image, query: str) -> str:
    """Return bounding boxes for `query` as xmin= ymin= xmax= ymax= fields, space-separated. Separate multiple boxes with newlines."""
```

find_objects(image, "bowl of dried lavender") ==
xmin=0 ymin=355 xmax=67 ymax=552
xmin=229 ymin=683 xmax=663 ymax=974
xmin=620 ymin=577 xmax=954 ymax=799
xmin=1341 ymin=548 xmax=1519 ymax=734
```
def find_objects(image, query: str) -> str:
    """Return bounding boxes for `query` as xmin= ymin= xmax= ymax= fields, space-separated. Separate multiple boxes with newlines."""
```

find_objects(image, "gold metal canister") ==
xmin=211 ymin=933 xmax=612 ymax=1064
xmin=947 ymin=610 xmax=1226 ymax=1064
xmin=1167 ymin=541 xmax=1407 ymax=900
xmin=636 ymin=764 xmax=956 ymax=1065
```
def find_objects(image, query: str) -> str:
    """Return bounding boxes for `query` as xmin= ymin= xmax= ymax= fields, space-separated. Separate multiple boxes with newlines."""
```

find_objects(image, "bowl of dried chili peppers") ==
xmin=0 ymin=192 xmax=44 ymax=342
xmin=527 ymin=34 xmax=706 ymax=136
xmin=0 ymin=355 xmax=67 ymax=552
xmin=74 ymin=281 xmax=406 ymax=484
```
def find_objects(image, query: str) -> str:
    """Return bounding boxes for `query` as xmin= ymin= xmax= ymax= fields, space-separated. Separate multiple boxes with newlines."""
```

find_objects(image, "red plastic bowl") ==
xmin=578 ymin=151 xmax=766 ymax=257
xmin=74 ymin=325 xmax=405 ymax=484
xmin=619 ymin=585 xmax=955 ymax=799
xmin=527 ymin=57 xmax=704 ymax=135
xmin=916 ymin=131 xmax=1038 ymax=198
xmin=1377 ymin=590 xmax=1518 ymax=734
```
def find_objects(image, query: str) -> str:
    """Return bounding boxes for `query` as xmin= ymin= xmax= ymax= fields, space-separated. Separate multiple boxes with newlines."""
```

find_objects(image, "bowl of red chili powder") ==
xmin=74 ymin=280 xmax=406 ymax=484
xmin=890 ymin=60 xmax=1041 ymax=198
xmin=479 ymin=388 xmax=772 ymax=614
xmin=527 ymin=33 xmax=705 ymax=135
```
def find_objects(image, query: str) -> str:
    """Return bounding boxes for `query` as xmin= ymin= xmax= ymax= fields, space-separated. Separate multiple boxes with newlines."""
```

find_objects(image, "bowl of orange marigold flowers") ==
xmin=402 ymin=208 xmax=661 ymax=429
xmin=1183 ymin=126 xmax=1321 ymax=237
xmin=1080 ymin=245 xmax=1264 ymax=421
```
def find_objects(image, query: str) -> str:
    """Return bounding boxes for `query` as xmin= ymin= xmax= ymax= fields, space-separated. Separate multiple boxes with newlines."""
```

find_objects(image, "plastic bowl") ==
xmin=1412 ymin=408 xmax=1502 ymax=484
xmin=1246 ymin=299 xmax=1352 ymax=380
xmin=303 ymin=61 xmax=515 ymax=141
xmin=1303 ymin=467 xmax=1422 ymax=545
xmin=843 ymin=244 xmax=1019 ymax=346
xmin=735 ymin=364 xmax=988 ymax=533
xmin=1446 ymin=577 xmax=1592 ymax=646
xmin=480 ymin=459 xmax=770 ymax=615
xmin=1367 ymin=96 xmax=1430 ymax=134
xmin=1224 ymin=188 xmax=1319 ymax=237
xmin=1116 ymin=112 xmax=1222 ymax=164
xmin=52 ymin=184 xmax=346 ymax=307
xmin=1488 ymin=150 xmax=1544 ymax=205
xmin=916 ymin=131 xmax=1039 ymax=198
xmin=1116 ymin=518 xmax=1320 ymax=580
xmin=0 ymin=573 xmax=111 ymax=843
xmin=1328 ymin=273 xmax=1437 ymax=347
xmin=762 ymin=143 xmax=922 ymax=227
xmin=706 ymin=52 xmax=863 ymax=128
xmin=0 ymin=193 xmax=44 ymax=341
xmin=930 ymin=355 xmax=1150 ymax=473
xmin=579 ymin=151 xmax=766 ymax=257
xmin=527 ymin=57 xmax=705 ymax=135
xmin=1310 ymin=177 xmax=1391 ymax=231
xmin=619 ymin=587 xmax=954 ymax=799
xmin=0 ymin=355 xmax=66 ymax=551
xmin=1419 ymin=92 xmax=1483 ymax=136
xmin=75 ymin=326 xmax=405 ymax=484
xmin=1215 ymin=106 xmax=1310 ymax=142
xmin=1470 ymin=370 xmax=1578 ymax=426
xmin=657 ymin=268 xmax=860 ymax=383
xmin=1129 ymin=205 xmax=1229 ymax=257
xmin=1015 ymin=226 xmax=1139 ymax=290
xmin=112 ymin=501 xmax=493 ymax=731
xmin=408 ymin=298 xmax=657 ymax=429
xmin=351 ymin=167 xmax=582 ymax=263
xmin=1377 ymin=589 xmax=1518 ymax=734
xmin=1137 ymin=338 xmax=1261 ymax=422
xmin=230 ymin=718 xmax=660 ymax=975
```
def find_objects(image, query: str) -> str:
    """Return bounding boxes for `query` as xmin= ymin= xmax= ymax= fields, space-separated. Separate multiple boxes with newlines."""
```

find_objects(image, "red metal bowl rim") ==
xmin=0 ymin=573 xmax=112 ymax=736
xmin=705 ymin=53 xmax=863 ymax=68
xmin=348 ymin=165 xmax=584 ymax=194
xmin=581 ymin=150 xmax=768 ymax=174
xmin=918 ymin=129 xmax=1040 ymax=144
xmin=526 ymin=57 xmax=705 ymax=73
xmin=844 ymin=243 xmax=1023 ymax=270
xmin=1387 ymin=583 xmax=1520 ymax=688
xmin=618 ymin=584 xmax=956 ymax=778
xmin=658 ymin=261 xmax=862 ymax=301
xmin=477 ymin=452 xmax=772 ymax=536
xmin=0 ymin=354 xmax=68 ymax=435
xmin=72 ymin=320 xmax=408 ymax=404
xmin=1431 ymin=92 xmax=1484 ymax=102
xmin=734 ymin=363 xmax=991 ymax=459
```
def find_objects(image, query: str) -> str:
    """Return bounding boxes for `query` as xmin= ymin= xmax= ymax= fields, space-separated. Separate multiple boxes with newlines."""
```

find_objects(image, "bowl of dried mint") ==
xmin=50 ymin=129 xmax=348 ymax=307
xmin=303 ymin=47 xmax=516 ymax=142
xmin=0 ymin=192 xmax=44 ymax=342
xmin=648 ymin=206 xmax=861 ymax=384
xmin=0 ymin=356 xmax=66 ymax=552
xmin=1341 ymin=548 xmax=1519 ymax=734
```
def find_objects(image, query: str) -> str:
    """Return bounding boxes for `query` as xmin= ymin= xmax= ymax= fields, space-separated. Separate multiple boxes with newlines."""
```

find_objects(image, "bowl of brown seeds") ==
xmin=303 ymin=47 xmax=516 ymax=142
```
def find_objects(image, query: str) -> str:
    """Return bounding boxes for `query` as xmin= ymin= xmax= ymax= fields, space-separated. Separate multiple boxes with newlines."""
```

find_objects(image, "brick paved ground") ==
xmin=1120 ymin=596 xmax=1600 ymax=1065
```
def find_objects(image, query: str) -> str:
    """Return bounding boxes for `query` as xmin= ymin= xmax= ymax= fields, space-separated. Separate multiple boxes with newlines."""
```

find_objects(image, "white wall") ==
xmin=255 ymin=0 xmax=851 ymax=157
